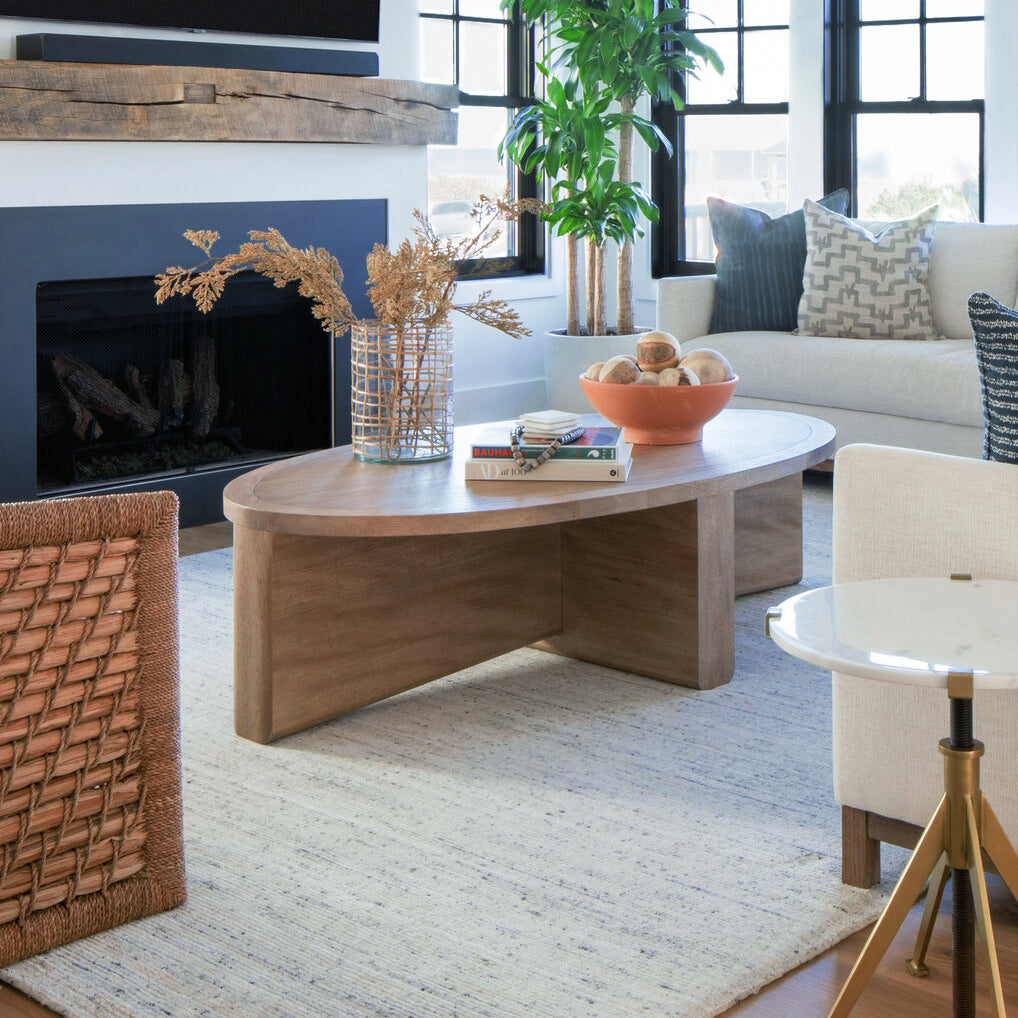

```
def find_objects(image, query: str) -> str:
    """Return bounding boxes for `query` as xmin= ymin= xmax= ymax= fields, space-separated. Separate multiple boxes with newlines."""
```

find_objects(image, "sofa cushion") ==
xmin=968 ymin=291 xmax=1018 ymax=462
xmin=707 ymin=189 xmax=849 ymax=334
xmin=798 ymin=201 xmax=938 ymax=341
xmin=929 ymin=223 xmax=1018 ymax=340
xmin=683 ymin=332 xmax=983 ymax=428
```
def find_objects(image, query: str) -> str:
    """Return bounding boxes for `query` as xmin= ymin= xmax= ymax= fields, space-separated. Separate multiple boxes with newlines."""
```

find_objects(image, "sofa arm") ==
xmin=656 ymin=275 xmax=716 ymax=344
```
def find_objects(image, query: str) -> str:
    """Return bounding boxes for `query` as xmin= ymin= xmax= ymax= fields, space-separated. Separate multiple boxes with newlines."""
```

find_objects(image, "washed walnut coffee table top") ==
xmin=224 ymin=408 xmax=836 ymax=537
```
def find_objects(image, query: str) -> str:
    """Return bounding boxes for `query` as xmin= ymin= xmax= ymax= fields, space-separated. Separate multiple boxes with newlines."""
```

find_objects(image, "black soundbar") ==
xmin=16 ymin=33 xmax=380 ymax=77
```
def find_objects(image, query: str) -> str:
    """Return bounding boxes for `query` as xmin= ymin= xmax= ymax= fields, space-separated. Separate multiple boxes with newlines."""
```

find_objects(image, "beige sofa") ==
xmin=832 ymin=444 xmax=1018 ymax=886
xmin=656 ymin=222 xmax=1018 ymax=458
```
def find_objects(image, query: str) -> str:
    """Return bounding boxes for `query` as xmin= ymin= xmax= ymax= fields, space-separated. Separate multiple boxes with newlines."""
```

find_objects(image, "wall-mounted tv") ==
xmin=0 ymin=1 xmax=380 ymax=42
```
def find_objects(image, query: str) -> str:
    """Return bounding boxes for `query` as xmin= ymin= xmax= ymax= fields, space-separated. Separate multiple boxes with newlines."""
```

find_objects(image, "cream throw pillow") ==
xmin=797 ymin=200 xmax=939 ymax=340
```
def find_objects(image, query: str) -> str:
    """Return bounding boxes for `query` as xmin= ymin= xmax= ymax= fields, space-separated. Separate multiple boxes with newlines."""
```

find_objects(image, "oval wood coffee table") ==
xmin=224 ymin=409 xmax=835 ymax=743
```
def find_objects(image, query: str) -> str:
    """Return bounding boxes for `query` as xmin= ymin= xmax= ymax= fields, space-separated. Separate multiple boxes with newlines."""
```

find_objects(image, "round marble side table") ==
xmin=766 ymin=576 xmax=1018 ymax=1018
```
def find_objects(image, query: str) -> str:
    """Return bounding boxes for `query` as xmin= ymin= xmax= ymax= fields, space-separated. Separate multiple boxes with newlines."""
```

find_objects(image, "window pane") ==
xmin=459 ymin=0 xmax=506 ymax=17
xmin=742 ymin=0 xmax=789 ymax=27
xmin=420 ymin=18 xmax=455 ymax=85
xmin=459 ymin=21 xmax=507 ymax=95
xmin=418 ymin=0 xmax=453 ymax=12
xmin=686 ymin=1 xmax=738 ymax=30
xmin=428 ymin=107 xmax=512 ymax=257
xmin=926 ymin=21 xmax=984 ymax=100
xmin=859 ymin=0 xmax=918 ymax=19
xmin=743 ymin=30 xmax=788 ymax=102
xmin=859 ymin=25 xmax=920 ymax=100
xmin=855 ymin=113 xmax=980 ymax=222
xmin=685 ymin=31 xmax=738 ymax=104
xmin=926 ymin=0 xmax=984 ymax=15
xmin=683 ymin=114 xmax=788 ymax=261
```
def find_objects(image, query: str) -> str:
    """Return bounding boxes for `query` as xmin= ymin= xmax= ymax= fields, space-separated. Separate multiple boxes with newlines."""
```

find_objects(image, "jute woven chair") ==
xmin=0 ymin=491 xmax=185 ymax=965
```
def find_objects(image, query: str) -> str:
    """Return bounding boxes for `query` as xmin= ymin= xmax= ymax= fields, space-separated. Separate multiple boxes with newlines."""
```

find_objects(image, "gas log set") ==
xmin=37 ymin=334 xmax=240 ymax=490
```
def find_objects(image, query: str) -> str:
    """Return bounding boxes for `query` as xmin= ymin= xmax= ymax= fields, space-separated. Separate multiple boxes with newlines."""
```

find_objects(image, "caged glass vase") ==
xmin=350 ymin=320 xmax=454 ymax=463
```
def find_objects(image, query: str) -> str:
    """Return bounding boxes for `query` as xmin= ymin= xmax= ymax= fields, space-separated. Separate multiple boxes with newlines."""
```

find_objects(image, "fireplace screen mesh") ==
xmin=35 ymin=272 xmax=332 ymax=494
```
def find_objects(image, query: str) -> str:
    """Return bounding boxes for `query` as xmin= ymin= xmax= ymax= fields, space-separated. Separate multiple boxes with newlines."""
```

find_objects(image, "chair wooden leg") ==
xmin=843 ymin=805 xmax=881 ymax=888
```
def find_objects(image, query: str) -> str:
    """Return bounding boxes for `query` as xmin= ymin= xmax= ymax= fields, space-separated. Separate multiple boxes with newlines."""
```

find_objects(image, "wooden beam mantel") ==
xmin=0 ymin=61 xmax=459 ymax=144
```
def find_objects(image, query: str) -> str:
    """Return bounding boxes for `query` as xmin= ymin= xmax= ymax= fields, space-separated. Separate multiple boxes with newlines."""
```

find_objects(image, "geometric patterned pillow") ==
xmin=797 ymin=201 xmax=939 ymax=341
xmin=967 ymin=291 xmax=1018 ymax=462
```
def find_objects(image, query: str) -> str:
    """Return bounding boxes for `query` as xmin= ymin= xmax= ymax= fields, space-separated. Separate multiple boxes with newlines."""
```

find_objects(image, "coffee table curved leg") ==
xmin=907 ymin=851 xmax=949 ymax=978
xmin=828 ymin=796 xmax=948 ymax=1018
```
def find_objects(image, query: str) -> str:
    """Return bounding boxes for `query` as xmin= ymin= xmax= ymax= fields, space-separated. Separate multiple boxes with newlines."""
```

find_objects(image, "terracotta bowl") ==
xmin=578 ymin=374 xmax=739 ymax=445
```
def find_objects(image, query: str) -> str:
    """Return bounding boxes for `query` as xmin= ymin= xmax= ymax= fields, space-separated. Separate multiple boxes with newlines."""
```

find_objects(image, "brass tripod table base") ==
xmin=765 ymin=578 xmax=1018 ymax=1017
xmin=828 ymin=731 xmax=1018 ymax=1017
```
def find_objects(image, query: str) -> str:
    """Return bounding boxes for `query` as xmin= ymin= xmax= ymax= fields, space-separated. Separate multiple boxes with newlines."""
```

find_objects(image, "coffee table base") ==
xmin=233 ymin=474 xmax=803 ymax=744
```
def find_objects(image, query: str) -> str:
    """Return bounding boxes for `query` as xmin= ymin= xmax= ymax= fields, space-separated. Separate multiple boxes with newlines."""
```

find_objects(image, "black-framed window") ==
xmin=652 ymin=1 xmax=791 ymax=277
xmin=825 ymin=0 xmax=985 ymax=221
xmin=419 ymin=1 xmax=543 ymax=277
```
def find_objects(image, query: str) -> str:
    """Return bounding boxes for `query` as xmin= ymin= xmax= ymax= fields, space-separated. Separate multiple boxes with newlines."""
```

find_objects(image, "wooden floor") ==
xmin=4 ymin=518 xmax=1018 ymax=1016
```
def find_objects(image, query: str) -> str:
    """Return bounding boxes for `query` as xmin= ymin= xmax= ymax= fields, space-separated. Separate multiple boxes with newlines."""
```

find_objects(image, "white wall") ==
xmin=0 ymin=0 xmax=558 ymax=421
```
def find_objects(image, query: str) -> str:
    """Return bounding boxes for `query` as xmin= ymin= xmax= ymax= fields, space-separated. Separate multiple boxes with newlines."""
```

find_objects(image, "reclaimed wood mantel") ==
xmin=0 ymin=60 xmax=459 ymax=144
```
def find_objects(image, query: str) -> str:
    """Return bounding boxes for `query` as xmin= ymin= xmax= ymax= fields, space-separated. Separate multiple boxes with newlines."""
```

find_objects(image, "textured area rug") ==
xmin=5 ymin=477 xmax=906 ymax=1017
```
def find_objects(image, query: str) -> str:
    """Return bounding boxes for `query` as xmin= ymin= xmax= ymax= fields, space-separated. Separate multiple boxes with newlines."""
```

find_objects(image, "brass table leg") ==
xmin=828 ymin=798 xmax=947 ymax=1016
xmin=908 ymin=852 xmax=950 ymax=977
xmin=828 ymin=687 xmax=1016 ymax=1017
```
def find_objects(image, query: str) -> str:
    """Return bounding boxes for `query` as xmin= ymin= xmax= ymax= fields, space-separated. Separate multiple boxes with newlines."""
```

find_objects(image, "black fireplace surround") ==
xmin=0 ymin=198 xmax=386 ymax=526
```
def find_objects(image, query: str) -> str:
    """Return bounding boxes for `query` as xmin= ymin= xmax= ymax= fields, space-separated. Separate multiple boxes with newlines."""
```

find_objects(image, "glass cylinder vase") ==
xmin=350 ymin=320 xmax=454 ymax=463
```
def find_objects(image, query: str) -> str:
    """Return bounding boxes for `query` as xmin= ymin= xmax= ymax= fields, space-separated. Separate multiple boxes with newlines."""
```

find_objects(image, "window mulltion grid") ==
xmin=419 ymin=2 xmax=542 ymax=278
xmin=652 ymin=3 xmax=790 ymax=277
xmin=825 ymin=0 xmax=985 ymax=219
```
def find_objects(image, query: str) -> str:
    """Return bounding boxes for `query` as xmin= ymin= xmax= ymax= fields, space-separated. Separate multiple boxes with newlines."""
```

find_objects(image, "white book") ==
xmin=465 ymin=455 xmax=632 ymax=482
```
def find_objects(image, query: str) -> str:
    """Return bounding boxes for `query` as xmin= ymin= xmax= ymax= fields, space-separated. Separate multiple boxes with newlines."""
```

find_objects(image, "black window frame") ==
xmin=419 ymin=2 xmax=544 ymax=279
xmin=824 ymin=0 xmax=985 ymax=220
xmin=651 ymin=3 xmax=790 ymax=278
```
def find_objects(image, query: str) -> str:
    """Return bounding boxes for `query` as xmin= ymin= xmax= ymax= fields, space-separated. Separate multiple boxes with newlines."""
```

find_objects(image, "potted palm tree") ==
xmin=501 ymin=0 xmax=722 ymax=409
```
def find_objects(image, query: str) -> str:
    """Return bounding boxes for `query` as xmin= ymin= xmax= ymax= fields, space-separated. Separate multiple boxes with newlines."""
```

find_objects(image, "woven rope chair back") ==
xmin=0 ymin=491 xmax=185 ymax=964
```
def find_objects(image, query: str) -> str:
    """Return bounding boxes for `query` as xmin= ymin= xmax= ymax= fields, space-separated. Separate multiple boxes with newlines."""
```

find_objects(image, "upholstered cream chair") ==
xmin=832 ymin=443 xmax=1018 ymax=886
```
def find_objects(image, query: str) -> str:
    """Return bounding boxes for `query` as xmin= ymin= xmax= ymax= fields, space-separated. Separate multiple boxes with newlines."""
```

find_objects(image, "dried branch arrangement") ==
xmin=156 ymin=194 xmax=544 ymax=461
xmin=155 ymin=193 xmax=544 ymax=340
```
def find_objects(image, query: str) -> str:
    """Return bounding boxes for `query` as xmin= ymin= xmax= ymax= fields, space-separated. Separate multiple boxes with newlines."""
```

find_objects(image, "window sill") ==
xmin=454 ymin=272 xmax=558 ymax=303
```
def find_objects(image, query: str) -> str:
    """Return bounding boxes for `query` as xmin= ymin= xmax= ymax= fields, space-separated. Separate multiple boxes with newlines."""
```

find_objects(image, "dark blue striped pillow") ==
xmin=708 ymin=190 xmax=850 ymax=334
xmin=968 ymin=291 xmax=1018 ymax=463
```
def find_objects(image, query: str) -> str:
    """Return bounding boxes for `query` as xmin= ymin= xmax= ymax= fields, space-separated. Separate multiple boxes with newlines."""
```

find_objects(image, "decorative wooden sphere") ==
xmin=584 ymin=361 xmax=605 ymax=380
xmin=598 ymin=355 xmax=640 ymax=385
xmin=659 ymin=366 xmax=700 ymax=386
xmin=636 ymin=331 xmax=681 ymax=373
xmin=679 ymin=349 xmax=734 ymax=384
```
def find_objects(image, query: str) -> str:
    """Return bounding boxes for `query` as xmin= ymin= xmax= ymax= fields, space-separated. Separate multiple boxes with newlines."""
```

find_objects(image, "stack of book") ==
xmin=465 ymin=412 xmax=633 ymax=482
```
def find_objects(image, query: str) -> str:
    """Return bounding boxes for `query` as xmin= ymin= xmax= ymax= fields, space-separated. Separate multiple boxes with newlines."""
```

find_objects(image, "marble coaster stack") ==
xmin=518 ymin=410 xmax=580 ymax=441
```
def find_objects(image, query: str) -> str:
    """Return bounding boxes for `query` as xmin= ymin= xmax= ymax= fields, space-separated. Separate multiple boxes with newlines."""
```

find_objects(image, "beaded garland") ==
xmin=509 ymin=424 xmax=586 ymax=473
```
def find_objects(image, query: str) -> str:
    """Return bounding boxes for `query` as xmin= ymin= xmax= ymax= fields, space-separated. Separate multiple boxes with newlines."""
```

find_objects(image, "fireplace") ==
xmin=0 ymin=198 xmax=386 ymax=525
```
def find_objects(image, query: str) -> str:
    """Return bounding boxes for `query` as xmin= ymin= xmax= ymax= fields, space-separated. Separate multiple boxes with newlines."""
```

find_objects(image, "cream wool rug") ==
xmin=4 ymin=478 xmax=906 ymax=1017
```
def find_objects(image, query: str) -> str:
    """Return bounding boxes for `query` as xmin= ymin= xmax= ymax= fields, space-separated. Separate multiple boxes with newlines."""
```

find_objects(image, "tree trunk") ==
xmin=586 ymin=239 xmax=596 ymax=336
xmin=617 ymin=94 xmax=636 ymax=337
xmin=566 ymin=232 xmax=580 ymax=335
xmin=593 ymin=243 xmax=606 ymax=337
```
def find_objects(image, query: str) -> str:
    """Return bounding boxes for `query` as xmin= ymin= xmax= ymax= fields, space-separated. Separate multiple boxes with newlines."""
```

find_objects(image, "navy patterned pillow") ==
xmin=968 ymin=291 xmax=1018 ymax=463
xmin=708 ymin=189 xmax=850 ymax=334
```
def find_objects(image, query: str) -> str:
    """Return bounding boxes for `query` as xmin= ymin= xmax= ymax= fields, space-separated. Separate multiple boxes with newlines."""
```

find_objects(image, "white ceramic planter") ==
xmin=542 ymin=329 xmax=648 ymax=413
